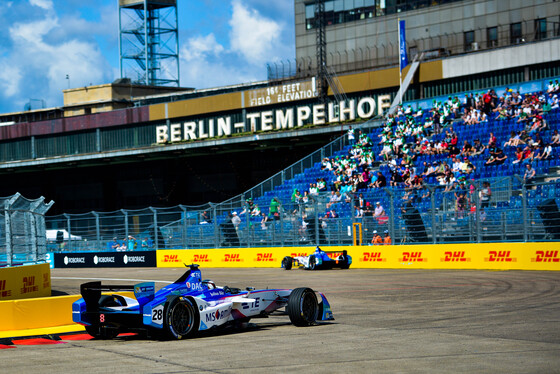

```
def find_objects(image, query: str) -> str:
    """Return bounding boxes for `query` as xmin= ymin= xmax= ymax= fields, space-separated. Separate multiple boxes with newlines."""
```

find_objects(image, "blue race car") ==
xmin=72 ymin=264 xmax=334 ymax=340
xmin=282 ymin=247 xmax=352 ymax=270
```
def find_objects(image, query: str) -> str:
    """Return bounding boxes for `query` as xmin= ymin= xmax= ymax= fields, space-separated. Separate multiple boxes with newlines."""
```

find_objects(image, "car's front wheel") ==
xmin=282 ymin=256 xmax=293 ymax=270
xmin=164 ymin=296 xmax=199 ymax=340
xmin=287 ymin=287 xmax=319 ymax=326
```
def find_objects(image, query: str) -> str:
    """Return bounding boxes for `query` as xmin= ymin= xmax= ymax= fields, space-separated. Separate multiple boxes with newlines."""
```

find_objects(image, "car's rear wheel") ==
xmin=287 ymin=287 xmax=319 ymax=326
xmin=164 ymin=296 xmax=199 ymax=340
xmin=282 ymin=256 xmax=293 ymax=270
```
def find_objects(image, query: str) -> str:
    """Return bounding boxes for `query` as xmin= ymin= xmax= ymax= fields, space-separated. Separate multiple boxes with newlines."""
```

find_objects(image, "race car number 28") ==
xmin=152 ymin=305 xmax=164 ymax=325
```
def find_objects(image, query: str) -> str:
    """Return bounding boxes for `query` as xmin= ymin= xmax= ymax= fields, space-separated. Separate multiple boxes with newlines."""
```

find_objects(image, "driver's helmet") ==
xmin=202 ymin=279 xmax=216 ymax=290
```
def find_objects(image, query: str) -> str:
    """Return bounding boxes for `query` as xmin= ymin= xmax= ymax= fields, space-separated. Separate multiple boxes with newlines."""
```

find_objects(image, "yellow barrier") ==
xmin=0 ymin=292 xmax=135 ymax=333
xmin=157 ymin=243 xmax=560 ymax=270
xmin=0 ymin=263 xmax=51 ymax=301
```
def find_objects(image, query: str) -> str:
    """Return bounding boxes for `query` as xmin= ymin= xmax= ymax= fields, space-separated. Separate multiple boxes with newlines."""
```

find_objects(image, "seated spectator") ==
xmin=524 ymin=163 xmax=536 ymax=187
xmin=485 ymin=148 xmax=507 ymax=166
xmin=326 ymin=191 xmax=342 ymax=209
xmin=373 ymin=202 xmax=388 ymax=224
xmin=201 ymin=210 xmax=212 ymax=223
xmin=551 ymin=129 xmax=560 ymax=147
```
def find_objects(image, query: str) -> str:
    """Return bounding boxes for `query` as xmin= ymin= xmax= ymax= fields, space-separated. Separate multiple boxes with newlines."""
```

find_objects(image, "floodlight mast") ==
xmin=118 ymin=0 xmax=180 ymax=86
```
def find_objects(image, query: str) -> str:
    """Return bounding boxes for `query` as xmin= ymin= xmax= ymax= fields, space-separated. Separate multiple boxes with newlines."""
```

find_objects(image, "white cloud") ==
xmin=0 ymin=62 xmax=22 ymax=97
xmin=182 ymin=34 xmax=224 ymax=61
xmin=0 ymin=2 xmax=111 ymax=110
xmin=229 ymin=0 xmax=282 ymax=64
xmin=29 ymin=0 xmax=53 ymax=11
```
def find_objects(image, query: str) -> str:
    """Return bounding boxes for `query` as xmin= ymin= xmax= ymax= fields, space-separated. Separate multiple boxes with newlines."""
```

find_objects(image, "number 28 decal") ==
xmin=152 ymin=305 xmax=164 ymax=325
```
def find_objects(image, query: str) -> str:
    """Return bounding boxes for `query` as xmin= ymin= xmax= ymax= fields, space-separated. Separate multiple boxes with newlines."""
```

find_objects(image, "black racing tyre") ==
xmin=308 ymin=255 xmax=318 ymax=270
xmin=282 ymin=256 xmax=293 ymax=270
xmin=287 ymin=287 xmax=319 ymax=326
xmin=164 ymin=296 xmax=199 ymax=340
xmin=84 ymin=295 xmax=123 ymax=339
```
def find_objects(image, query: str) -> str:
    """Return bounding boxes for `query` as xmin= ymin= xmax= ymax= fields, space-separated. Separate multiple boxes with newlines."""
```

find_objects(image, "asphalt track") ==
xmin=3 ymin=267 xmax=560 ymax=373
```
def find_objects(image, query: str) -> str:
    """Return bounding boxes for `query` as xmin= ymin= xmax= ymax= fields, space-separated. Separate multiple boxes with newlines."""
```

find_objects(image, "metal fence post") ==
xmin=150 ymin=207 xmax=159 ymax=249
xmin=93 ymin=212 xmax=100 ymax=251
xmin=429 ymin=186 xmax=436 ymax=244
xmin=64 ymin=213 xmax=71 ymax=251
xmin=180 ymin=205 xmax=187 ymax=249
xmin=4 ymin=198 xmax=12 ymax=266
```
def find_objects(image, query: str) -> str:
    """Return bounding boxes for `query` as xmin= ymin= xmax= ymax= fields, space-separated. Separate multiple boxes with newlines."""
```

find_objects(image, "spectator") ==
xmin=260 ymin=212 xmax=269 ymax=230
xmin=231 ymin=212 xmax=241 ymax=233
xmin=109 ymin=237 xmax=119 ymax=250
xmin=523 ymin=163 xmax=536 ymax=188
xmin=479 ymin=181 xmax=492 ymax=208
xmin=373 ymin=201 xmax=388 ymax=224
xmin=201 ymin=210 xmax=212 ymax=224
xmin=269 ymin=197 xmax=281 ymax=220
xmin=326 ymin=191 xmax=342 ymax=209
xmin=126 ymin=235 xmax=136 ymax=251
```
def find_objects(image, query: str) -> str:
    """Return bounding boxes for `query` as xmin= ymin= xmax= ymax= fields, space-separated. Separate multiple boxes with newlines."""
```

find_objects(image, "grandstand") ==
xmin=44 ymin=77 xmax=560 ymax=250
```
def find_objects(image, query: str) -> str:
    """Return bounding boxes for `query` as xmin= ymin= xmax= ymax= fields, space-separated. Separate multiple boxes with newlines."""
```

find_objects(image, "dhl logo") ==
xmin=485 ymin=250 xmax=516 ymax=262
xmin=163 ymin=254 xmax=181 ymax=263
xmin=224 ymin=254 xmax=242 ymax=262
xmin=361 ymin=252 xmax=385 ymax=262
xmin=193 ymin=254 xmax=210 ymax=262
xmin=42 ymin=272 xmax=51 ymax=289
xmin=291 ymin=252 xmax=307 ymax=257
xmin=255 ymin=253 xmax=275 ymax=262
xmin=0 ymin=279 xmax=12 ymax=298
xmin=532 ymin=250 xmax=560 ymax=263
xmin=21 ymin=276 xmax=39 ymax=294
xmin=399 ymin=252 xmax=426 ymax=263
xmin=442 ymin=251 xmax=470 ymax=262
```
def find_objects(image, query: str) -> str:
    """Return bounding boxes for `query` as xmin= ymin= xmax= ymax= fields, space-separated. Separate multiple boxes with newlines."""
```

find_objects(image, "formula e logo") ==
xmin=21 ymin=276 xmax=39 ymax=294
xmin=256 ymin=253 xmax=274 ymax=262
xmin=486 ymin=251 xmax=516 ymax=262
xmin=361 ymin=252 xmax=386 ymax=262
xmin=163 ymin=254 xmax=180 ymax=263
xmin=193 ymin=254 xmax=210 ymax=262
xmin=442 ymin=251 xmax=470 ymax=262
xmin=224 ymin=254 xmax=242 ymax=262
xmin=532 ymin=250 xmax=559 ymax=263
xmin=205 ymin=308 xmax=231 ymax=322
xmin=399 ymin=252 xmax=426 ymax=263
xmin=0 ymin=279 xmax=12 ymax=298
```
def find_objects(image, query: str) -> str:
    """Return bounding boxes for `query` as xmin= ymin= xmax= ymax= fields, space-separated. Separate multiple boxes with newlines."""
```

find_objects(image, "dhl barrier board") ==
xmin=157 ymin=242 xmax=560 ymax=270
xmin=0 ymin=263 xmax=51 ymax=301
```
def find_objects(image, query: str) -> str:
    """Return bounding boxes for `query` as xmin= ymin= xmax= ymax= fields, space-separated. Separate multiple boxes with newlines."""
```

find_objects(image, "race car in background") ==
xmin=282 ymin=246 xmax=352 ymax=270
xmin=72 ymin=264 xmax=334 ymax=340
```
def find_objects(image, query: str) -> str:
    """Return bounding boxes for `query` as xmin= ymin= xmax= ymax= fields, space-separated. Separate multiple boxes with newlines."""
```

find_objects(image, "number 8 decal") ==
xmin=100 ymin=314 xmax=105 ymax=323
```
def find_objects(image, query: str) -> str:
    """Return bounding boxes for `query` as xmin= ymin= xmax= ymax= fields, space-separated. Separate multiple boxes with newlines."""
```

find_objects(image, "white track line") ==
xmin=51 ymin=276 xmax=172 ymax=284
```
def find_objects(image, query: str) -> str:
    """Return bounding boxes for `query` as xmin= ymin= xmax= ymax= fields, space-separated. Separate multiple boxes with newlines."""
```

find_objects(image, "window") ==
xmin=487 ymin=26 xmax=498 ymax=48
xmin=464 ymin=30 xmax=475 ymax=52
xmin=535 ymin=18 xmax=547 ymax=40
xmin=510 ymin=22 xmax=522 ymax=44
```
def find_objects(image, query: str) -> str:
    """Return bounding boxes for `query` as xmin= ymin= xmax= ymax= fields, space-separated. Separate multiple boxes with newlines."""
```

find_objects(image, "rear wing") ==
xmin=80 ymin=281 xmax=136 ymax=311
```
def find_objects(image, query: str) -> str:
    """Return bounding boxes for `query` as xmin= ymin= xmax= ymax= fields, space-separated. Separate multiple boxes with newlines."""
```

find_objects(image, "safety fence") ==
xmin=44 ymin=177 xmax=560 ymax=252
xmin=0 ymin=193 xmax=54 ymax=267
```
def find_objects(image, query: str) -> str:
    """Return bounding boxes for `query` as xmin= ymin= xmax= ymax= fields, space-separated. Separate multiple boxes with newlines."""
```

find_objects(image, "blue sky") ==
xmin=0 ymin=0 xmax=295 ymax=114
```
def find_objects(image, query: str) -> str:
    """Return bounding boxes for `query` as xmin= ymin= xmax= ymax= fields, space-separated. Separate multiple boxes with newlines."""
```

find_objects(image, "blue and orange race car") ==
xmin=281 ymin=246 xmax=352 ymax=270
xmin=72 ymin=264 xmax=334 ymax=340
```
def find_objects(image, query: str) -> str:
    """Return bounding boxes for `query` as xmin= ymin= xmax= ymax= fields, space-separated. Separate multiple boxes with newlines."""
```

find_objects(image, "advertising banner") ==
xmin=53 ymin=251 xmax=156 ymax=268
xmin=0 ymin=263 xmax=51 ymax=301
xmin=157 ymin=243 xmax=560 ymax=271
